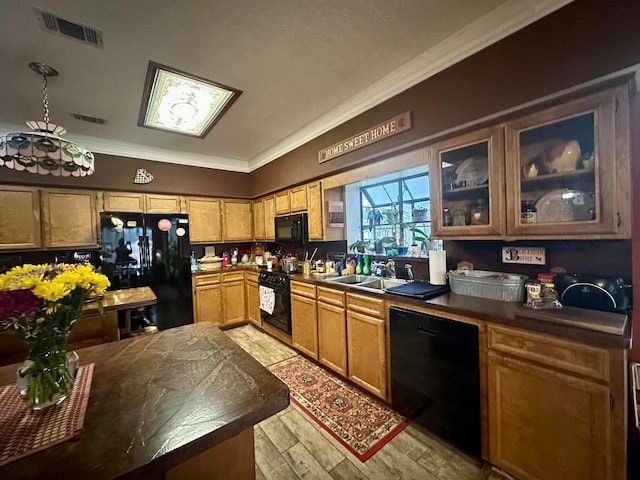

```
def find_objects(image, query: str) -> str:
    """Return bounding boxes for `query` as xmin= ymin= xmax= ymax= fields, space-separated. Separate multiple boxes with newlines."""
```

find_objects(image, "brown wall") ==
xmin=0 ymin=153 xmax=251 ymax=198
xmin=250 ymin=0 xmax=640 ymax=196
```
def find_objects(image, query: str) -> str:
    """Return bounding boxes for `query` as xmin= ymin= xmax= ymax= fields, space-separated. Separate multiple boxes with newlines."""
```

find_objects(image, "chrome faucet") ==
xmin=405 ymin=263 xmax=414 ymax=281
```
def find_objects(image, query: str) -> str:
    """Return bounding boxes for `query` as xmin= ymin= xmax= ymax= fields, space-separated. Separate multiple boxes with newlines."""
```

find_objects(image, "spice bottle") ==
xmin=443 ymin=208 xmax=453 ymax=226
xmin=521 ymin=200 xmax=537 ymax=224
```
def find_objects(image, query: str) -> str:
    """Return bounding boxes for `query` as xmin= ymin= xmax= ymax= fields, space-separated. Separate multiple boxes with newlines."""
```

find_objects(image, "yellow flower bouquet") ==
xmin=0 ymin=263 xmax=110 ymax=409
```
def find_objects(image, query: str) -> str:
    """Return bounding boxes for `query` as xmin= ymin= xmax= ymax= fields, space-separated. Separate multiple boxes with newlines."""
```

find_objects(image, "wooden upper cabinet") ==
xmin=41 ymin=188 xmax=98 ymax=248
xmin=222 ymin=199 xmax=253 ymax=241
xmin=264 ymin=195 xmax=275 ymax=241
xmin=252 ymin=198 xmax=265 ymax=241
xmin=274 ymin=190 xmax=290 ymax=215
xmin=429 ymin=125 xmax=506 ymax=239
xmin=101 ymin=192 xmax=184 ymax=213
xmin=307 ymin=181 xmax=323 ymax=240
xmin=0 ymin=186 xmax=41 ymax=250
xmin=102 ymin=192 xmax=145 ymax=212
xmin=187 ymin=197 xmax=222 ymax=244
xmin=145 ymin=194 xmax=185 ymax=214
xmin=505 ymin=84 xmax=631 ymax=238
xmin=289 ymin=186 xmax=307 ymax=213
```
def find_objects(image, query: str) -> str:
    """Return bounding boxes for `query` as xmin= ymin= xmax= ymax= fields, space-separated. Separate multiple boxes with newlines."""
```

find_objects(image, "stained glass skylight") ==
xmin=138 ymin=62 xmax=242 ymax=138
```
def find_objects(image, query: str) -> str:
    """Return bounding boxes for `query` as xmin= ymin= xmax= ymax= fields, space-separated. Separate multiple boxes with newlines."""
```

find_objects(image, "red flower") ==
xmin=0 ymin=290 xmax=41 ymax=317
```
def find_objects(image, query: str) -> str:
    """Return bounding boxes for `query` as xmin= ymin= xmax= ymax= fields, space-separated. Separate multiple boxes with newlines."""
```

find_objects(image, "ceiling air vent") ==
xmin=34 ymin=8 xmax=104 ymax=49
xmin=72 ymin=113 xmax=106 ymax=125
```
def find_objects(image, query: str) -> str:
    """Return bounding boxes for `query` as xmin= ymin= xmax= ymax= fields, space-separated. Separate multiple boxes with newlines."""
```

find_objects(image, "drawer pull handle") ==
xmin=418 ymin=327 xmax=438 ymax=336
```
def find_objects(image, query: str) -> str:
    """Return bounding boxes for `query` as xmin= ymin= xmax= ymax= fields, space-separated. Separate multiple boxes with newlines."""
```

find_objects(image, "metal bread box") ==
xmin=448 ymin=270 xmax=528 ymax=302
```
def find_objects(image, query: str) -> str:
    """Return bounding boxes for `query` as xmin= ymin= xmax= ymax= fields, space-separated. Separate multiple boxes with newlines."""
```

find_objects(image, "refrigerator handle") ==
xmin=139 ymin=235 xmax=150 ymax=274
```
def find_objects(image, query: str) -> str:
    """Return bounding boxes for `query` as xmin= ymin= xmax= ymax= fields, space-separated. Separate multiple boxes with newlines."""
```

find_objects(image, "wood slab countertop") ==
xmin=0 ymin=322 xmax=290 ymax=479
xmin=82 ymin=285 xmax=158 ymax=313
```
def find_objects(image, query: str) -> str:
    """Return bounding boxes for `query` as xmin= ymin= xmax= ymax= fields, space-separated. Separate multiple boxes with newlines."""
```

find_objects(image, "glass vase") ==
xmin=16 ymin=333 xmax=79 ymax=410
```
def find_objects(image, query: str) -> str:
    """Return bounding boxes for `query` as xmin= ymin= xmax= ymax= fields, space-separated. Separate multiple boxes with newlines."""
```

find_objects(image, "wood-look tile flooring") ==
xmin=225 ymin=325 xmax=513 ymax=480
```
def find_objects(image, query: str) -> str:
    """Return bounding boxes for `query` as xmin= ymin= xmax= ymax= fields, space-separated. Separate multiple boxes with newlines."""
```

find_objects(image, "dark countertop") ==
xmin=0 ymin=322 xmax=290 ymax=479
xmin=290 ymin=273 xmax=631 ymax=349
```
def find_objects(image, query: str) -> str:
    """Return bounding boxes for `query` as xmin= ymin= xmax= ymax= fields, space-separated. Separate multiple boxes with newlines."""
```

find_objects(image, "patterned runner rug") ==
xmin=268 ymin=355 xmax=407 ymax=461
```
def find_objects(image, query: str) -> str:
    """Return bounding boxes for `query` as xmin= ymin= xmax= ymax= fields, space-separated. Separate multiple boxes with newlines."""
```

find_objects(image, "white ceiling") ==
xmin=0 ymin=0 xmax=572 ymax=173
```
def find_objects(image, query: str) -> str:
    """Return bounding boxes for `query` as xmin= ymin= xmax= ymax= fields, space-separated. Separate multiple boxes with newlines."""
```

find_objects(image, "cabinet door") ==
xmin=274 ymin=190 xmax=290 ymax=215
xmin=252 ymin=198 xmax=265 ymax=241
xmin=0 ymin=186 xmax=41 ymax=250
xmin=222 ymin=199 xmax=253 ymax=241
xmin=307 ymin=182 xmax=324 ymax=240
xmin=222 ymin=277 xmax=246 ymax=327
xmin=187 ymin=197 xmax=222 ymax=244
xmin=194 ymin=283 xmax=222 ymax=325
xmin=264 ymin=195 xmax=275 ymax=241
xmin=41 ymin=189 xmax=98 ymax=248
xmin=505 ymin=87 xmax=628 ymax=238
xmin=429 ymin=125 xmax=505 ymax=238
xmin=145 ymin=194 xmax=184 ymax=213
xmin=291 ymin=294 xmax=318 ymax=359
xmin=346 ymin=310 xmax=387 ymax=400
xmin=289 ymin=186 xmax=307 ymax=213
xmin=317 ymin=301 xmax=347 ymax=376
xmin=246 ymin=279 xmax=260 ymax=327
xmin=102 ymin=192 xmax=145 ymax=212
xmin=488 ymin=352 xmax=611 ymax=480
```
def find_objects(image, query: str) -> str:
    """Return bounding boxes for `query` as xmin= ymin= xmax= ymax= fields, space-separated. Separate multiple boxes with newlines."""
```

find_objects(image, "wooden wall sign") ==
xmin=318 ymin=111 xmax=411 ymax=163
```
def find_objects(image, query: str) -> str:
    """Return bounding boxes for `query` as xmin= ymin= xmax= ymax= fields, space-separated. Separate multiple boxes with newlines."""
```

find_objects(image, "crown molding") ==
xmin=0 ymin=122 xmax=250 ymax=172
xmin=247 ymin=0 xmax=574 ymax=172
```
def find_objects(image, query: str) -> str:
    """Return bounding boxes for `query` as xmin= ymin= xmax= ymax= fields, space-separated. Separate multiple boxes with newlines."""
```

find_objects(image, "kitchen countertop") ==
xmin=289 ymin=273 xmax=631 ymax=349
xmin=81 ymin=285 xmax=158 ymax=313
xmin=0 ymin=322 xmax=290 ymax=479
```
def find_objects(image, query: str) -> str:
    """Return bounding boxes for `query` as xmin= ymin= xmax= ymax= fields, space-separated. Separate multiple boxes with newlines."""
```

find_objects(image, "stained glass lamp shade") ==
xmin=0 ymin=63 xmax=94 ymax=177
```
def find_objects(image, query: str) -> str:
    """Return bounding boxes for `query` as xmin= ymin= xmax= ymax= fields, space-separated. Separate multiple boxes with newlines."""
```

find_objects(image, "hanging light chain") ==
xmin=41 ymin=74 xmax=50 ymax=124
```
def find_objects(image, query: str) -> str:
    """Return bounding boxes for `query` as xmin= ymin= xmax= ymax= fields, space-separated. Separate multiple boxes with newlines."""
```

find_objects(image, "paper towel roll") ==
xmin=429 ymin=250 xmax=447 ymax=285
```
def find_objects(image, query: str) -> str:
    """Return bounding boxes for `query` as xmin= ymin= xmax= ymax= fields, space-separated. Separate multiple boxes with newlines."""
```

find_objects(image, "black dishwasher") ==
xmin=390 ymin=306 xmax=481 ymax=457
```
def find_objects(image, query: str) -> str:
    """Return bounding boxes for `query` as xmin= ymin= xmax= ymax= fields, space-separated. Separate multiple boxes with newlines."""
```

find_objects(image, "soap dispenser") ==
xmin=362 ymin=253 xmax=371 ymax=276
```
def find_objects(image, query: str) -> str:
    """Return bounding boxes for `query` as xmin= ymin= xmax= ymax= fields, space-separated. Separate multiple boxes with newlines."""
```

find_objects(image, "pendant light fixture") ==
xmin=0 ymin=62 xmax=94 ymax=176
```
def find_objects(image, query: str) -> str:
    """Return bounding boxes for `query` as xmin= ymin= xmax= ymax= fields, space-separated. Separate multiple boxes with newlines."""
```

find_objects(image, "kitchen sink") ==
xmin=325 ymin=274 xmax=408 ymax=293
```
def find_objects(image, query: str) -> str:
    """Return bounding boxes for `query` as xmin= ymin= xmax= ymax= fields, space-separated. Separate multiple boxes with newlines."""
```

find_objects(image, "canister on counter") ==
xmin=525 ymin=279 xmax=541 ymax=305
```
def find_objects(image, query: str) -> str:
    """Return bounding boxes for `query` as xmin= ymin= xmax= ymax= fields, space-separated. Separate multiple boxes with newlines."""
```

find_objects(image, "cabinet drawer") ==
xmin=346 ymin=293 xmax=385 ymax=318
xmin=487 ymin=324 xmax=609 ymax=382
xmin=317 ymin=286 xmax=345 ymax=307
xmin=193 ymin=273 xmax=220 ymax=287
xmin=245 ymin=270 xmax=259 ymax=283
xmin=222 ymin=271 xmax=245 ymax=283
xmin=291 ymin=280 xmax=317 ymax=299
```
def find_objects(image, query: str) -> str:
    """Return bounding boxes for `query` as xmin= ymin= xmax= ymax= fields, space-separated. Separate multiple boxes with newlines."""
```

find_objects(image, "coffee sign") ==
xmin=318 ymin=111 xmax=411 ymax=163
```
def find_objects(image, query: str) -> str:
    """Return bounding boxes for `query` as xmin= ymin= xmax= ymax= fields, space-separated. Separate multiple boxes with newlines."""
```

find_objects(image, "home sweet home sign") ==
xmin=318 ymin=111 xmax=411 ymax=163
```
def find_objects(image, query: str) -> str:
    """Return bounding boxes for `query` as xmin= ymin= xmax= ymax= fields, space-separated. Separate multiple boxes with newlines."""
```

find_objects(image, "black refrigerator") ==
xmin=99 ymin=212 xmax=193 ymax=330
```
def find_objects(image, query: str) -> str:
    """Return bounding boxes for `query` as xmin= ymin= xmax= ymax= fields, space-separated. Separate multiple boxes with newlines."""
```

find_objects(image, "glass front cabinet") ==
xmin=429 ymin=125 xmax=506 ymax=239
xmin=429 ymin=80 xmax=632 ymax=240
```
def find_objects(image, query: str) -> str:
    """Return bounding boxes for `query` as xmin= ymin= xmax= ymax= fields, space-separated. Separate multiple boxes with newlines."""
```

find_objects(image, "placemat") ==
xmin=0 ymin=362 xmax=94 ymax=466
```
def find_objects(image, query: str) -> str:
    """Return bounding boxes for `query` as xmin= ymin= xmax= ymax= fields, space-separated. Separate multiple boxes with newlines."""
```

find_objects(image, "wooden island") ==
xmin=0 ymin=322 xmax=290 ymax=479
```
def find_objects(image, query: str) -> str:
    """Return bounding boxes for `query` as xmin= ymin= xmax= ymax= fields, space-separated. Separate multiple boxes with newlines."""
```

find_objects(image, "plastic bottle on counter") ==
xmin=355 ymin=253 xmax=363 ymax=275
xmin=190 ymin=251 xmax=198 ymax=273
xmin=363 ymin=253 xmax=371 ymax=275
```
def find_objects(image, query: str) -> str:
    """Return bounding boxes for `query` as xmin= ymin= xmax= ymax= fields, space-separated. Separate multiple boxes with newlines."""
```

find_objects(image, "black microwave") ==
xmin=275 ymin=213 xmax=308 ymax=243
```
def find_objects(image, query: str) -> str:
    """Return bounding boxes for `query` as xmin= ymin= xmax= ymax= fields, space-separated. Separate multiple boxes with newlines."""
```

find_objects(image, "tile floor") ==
xmin=225 ymin=325 xmax=512 ymax=480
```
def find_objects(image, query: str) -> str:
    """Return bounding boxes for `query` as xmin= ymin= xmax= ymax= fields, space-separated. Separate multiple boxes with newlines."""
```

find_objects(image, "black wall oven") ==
xmin=258 ymin=271 xmax=291 ymax=334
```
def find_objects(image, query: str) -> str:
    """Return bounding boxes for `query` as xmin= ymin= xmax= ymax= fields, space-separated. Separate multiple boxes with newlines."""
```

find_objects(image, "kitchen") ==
xmin=1 ymin=0 xmax=640 ymax=479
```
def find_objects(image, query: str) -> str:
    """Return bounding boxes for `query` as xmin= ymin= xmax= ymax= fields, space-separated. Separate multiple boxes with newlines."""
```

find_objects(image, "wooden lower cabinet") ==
xmin=193 ymin=274 xmax=222 ymax=325
xmin=221 ymin=272 xmax=246 ymax=327
xmin=487 ymin=324 xmax=625 ymax=480
xmin=317 ymin=287 xmax=347 ymax=376
xmin=346 ymin=293 xmax=387 ymax=400
xmin=246 ymin=272 xmax=260 ymax=327
xmin=290 ymin=281 xmax=318 ymax=359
